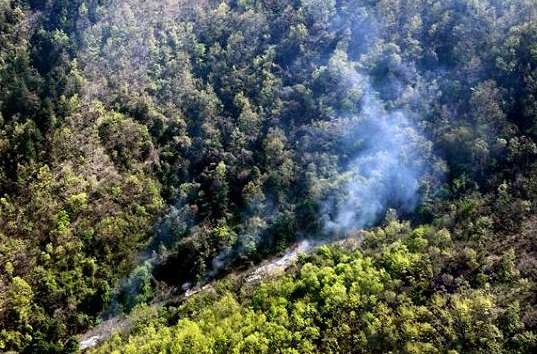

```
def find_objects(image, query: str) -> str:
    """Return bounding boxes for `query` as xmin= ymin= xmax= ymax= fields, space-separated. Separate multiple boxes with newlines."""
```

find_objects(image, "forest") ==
xmin=1 ymin=0 xmax=537 ymax=353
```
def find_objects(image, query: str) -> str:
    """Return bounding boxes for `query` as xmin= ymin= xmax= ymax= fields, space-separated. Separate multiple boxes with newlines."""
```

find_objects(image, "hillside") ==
xmin=1 ymin=0 xmax=537 ymax=353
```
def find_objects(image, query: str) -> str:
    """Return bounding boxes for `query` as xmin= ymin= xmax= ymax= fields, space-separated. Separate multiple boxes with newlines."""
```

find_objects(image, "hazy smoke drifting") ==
xmin=84 ymin=0 xmax=440 ymax=296
xmin=321 ymin=59 xmax=433 ymax=235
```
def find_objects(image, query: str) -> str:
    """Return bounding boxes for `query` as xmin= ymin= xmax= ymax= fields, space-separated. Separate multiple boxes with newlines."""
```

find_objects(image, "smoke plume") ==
xmin=319 ymin=53 xmax=436 ymax=235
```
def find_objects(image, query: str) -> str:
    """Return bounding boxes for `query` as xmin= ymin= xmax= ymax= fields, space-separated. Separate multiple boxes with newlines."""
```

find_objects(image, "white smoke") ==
xmin=320 ymin=54 xmax=434 ymax=235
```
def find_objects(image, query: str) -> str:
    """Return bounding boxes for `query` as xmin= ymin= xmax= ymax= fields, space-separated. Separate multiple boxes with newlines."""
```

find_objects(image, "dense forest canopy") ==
xmin=1 ymin=0 xmax=537 ymax=352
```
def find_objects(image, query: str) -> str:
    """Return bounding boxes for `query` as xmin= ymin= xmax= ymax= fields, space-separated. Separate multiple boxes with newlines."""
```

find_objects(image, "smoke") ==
xmin=207 ymin=201 xmax=274 ymax=279
xmin=84 ymin=0 xmax=442 ymax=308
xmin=318 ymin=47 xmax=435 ymax=236
xmin=207 ymin=4 xmax=440 ymax=274
xmin=322 ymin=94 xmax=428 ymax=234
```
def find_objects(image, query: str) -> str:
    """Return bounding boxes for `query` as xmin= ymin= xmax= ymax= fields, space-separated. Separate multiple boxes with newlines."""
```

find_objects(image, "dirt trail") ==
xmin=244 ymin=240 xmax=313 ymax=282
xmin=78 ymin=240 xmax=314 ymax=351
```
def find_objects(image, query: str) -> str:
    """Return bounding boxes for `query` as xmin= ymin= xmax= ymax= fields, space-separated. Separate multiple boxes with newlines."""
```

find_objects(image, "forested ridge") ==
xmin=1 ymin=0 xmax=537 ymax=353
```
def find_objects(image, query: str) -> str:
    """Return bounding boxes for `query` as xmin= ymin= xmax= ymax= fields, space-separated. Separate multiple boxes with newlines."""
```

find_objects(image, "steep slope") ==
xmin=1 ymin=1 xmax=537 ymax=353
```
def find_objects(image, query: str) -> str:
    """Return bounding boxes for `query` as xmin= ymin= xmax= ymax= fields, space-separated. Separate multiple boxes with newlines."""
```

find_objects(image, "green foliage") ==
xmin=91 ymin=221 xmax=537 ymax=354
xmin=2 ymin=0 xmax=537 ymax=352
